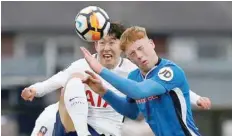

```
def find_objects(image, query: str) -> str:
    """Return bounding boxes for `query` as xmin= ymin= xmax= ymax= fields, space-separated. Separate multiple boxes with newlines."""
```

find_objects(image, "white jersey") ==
xmin=31 ymin=103 xmax=58 ymax=136
xmin=30 ymin=55 xmax=137 ymax=135
xmin=30 ymin=55 xmax=200 ymax=136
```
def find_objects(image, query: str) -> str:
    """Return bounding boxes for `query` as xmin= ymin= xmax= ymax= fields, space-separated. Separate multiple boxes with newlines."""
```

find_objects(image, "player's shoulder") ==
xmin=44 ymin=102 xmax=59 ymax=112
xmin=120 ymin=58 xmax=137 ymax=71
xmin=128 ymin=68 xmax=140 ymax=79
xmin=70 ymin=58 xmax=88 ymax=67
xmin=36 ymin=102 xmax=58 ymax=122
xmin=158 ymin=58 xmax=184 ymax=72
xmin=156 ymin=58 xmax=185 ymax=81
xmin=159 ymin=58 xmax=176 ymax=66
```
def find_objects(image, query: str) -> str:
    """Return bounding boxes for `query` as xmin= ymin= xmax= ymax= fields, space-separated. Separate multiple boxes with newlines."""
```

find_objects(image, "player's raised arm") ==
xmin=100 ymin=68 xmax=167 ymax=99
xmin=81 ymin=47 xmax=166 ymax=99
xmin=103 ymin=90 xmax=139 ymax=120
xmin=21 ymin=60 xmax=83 ymax=101
xmin=83 ymin=70 xmax=139 ymax=119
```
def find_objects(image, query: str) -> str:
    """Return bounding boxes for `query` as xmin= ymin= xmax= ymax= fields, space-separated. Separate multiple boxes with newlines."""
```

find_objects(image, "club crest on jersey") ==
xmin=37 ymin=126 xmax=47 ymax=136
xmin=158 ymin=67 xmax=173 ymax=81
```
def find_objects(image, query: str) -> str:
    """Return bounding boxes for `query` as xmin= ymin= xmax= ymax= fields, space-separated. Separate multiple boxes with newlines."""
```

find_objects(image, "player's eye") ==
xmin=99 ymin=41 xmax=105 ymax=45
xmin=138 ymin=46 xmax=144 ymax=50
xmin=130 ymin=52 xmax=135 ymax=57
xmin=109 ymin=42 xmax=115 ymax=45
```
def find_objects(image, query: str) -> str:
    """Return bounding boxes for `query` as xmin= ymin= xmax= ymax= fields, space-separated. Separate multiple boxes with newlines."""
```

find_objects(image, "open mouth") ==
xmin=103 ymin=54 xmax=113 ymax=61
xmin=142 ymin=60 xmax=148 ymax=65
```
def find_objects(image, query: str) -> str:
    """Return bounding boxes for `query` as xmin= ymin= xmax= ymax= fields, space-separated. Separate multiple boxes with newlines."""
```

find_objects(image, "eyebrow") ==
xmin=110 ymin=37 xmax=117 ymax=40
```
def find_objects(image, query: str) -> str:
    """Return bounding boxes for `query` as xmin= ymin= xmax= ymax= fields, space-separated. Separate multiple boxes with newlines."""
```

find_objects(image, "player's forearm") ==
xmin=190 ymin=90 xmax=200 ymax=105
xmin=100 ymin=68 xmax=166 ymax=99
xmin=102 ymin=90 xmax=139 ymax=120
xmin=30 ymin=71 xmax=69 ymax=97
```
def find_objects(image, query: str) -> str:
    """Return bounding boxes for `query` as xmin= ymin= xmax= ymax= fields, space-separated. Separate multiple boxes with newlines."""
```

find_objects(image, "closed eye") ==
xmin=99 ymin=41 xmax=105 ymax=45
xmin=138 ymin=46 xmax=144 ymax=50
xmin=130 ymin=51 xmax=135 ymax=56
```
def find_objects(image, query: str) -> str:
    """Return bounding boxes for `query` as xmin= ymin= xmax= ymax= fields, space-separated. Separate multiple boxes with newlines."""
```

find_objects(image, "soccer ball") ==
xmin=75 ymin=6 xmax=110 ymax=42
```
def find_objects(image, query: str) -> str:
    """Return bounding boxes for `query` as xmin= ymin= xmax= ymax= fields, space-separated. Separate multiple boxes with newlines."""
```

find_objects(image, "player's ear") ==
xmin=149 ymin=39 xmax=155 ymax=49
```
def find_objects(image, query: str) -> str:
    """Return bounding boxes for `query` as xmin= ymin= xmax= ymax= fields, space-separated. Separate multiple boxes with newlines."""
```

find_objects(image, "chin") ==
xmin=104 ymin=62 xmax=115 ymax=68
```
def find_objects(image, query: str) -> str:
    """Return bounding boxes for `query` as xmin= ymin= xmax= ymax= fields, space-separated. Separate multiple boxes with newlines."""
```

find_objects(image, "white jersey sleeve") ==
xmin=189 ymin=90 xmax=201 ymax=106
xmin=31 ymin=103 xmax=58 ymax=136
xmin=29 ymin=59 xmax=86 ymax=97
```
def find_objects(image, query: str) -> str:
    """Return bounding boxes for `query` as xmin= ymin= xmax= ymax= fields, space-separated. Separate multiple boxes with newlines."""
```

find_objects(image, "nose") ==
xmin=136 ymin=51 xmax=143 ymax=60
xmin=103 ymin=44 xmax=111 ymax=51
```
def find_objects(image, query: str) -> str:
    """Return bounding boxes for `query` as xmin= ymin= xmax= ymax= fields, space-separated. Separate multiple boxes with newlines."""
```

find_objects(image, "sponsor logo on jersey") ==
xmin=86 ymin=90 xmax=108 ymax=107
xmin=158 ymin=67 xmax=174 ymax=81
xmin=136 ymin=95 xmax=159 ymax=104
xmin=37 ymin=126 xmax=47 ymax=136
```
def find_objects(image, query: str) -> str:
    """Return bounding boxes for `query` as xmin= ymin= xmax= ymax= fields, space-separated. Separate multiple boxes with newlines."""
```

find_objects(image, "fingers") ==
xmin=80 ymin=47 xmax=85 ymax=55
xmin=28 ymin=95 xmax=35 ymax=102
xmin=21 ymin=88 xmax=32 ymax=101
xmin=21 ymin=88 xmax=30 ymax=100
xmin=80 ymin=47 xmax=92 ymax=57
xmin=85 ymin=70 xmax=98 ymax=79
xmin=80 ymin=47 xmax=88 ymax=58
xmin=82 ymin=76 xmax=99 ymax=84
xmin=201 ymin=98 xmax=210 ymax=109
xmin=203 ymin=97 xmax=211 ymax=109
xmin=89 ymin=76 xmax=99 ymax=83
xmin=81 ymin=76 xmax=89 ymax=83
xmin=80 ymin=47 xmax=93 ymax=66
xmin=21 ymin=88 xmax=36 ymax=101
xmin=197 ymin=97 xmax=211 ymax=109
xmin=80 ymin=47 xmax=92 ymax=56
xmin=87 ymin=75 xmax=99 ymax=83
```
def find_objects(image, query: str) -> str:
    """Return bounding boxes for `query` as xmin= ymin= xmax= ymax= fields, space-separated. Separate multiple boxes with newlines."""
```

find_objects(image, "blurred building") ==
xmin=1 ymin=1 xmax=232 ymax=136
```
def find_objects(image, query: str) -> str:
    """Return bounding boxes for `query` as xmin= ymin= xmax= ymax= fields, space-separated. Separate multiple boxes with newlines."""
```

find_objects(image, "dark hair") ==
xmin=108 ymin=22 xmax=126 ymax=39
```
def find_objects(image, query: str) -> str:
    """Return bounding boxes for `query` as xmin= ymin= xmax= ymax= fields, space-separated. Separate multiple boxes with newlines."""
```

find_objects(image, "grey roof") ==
xmin=2 ymin=1 xmax=232 ymax=33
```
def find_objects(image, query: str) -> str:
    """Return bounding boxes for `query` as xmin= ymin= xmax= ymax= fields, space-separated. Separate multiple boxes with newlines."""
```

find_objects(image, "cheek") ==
xmin=129 ymin=58 xmax=138 ymax=65
xmin=142 ymin=49 xmax=149 ymax=56
xmin=112 ymin=46 xmax=121 ymax=55
xmin=97 ymin=47 xmax=104 ymax=53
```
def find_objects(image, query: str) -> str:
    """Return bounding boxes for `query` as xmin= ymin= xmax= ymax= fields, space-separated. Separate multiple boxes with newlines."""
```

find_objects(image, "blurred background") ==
xmin=1 ymin=1 xmax=232 ymax=136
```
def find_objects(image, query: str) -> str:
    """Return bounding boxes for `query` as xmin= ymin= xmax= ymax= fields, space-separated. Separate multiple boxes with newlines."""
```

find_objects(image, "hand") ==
xmin=80 ymin=47 xmax=103 ymax=74
xmin=196 ymin=97 xmax=211 ymax=109
xmin=82 ymin=70 xmax=107 ymax=96
xmin=21 ymin=87 xmax=36 ymax=101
